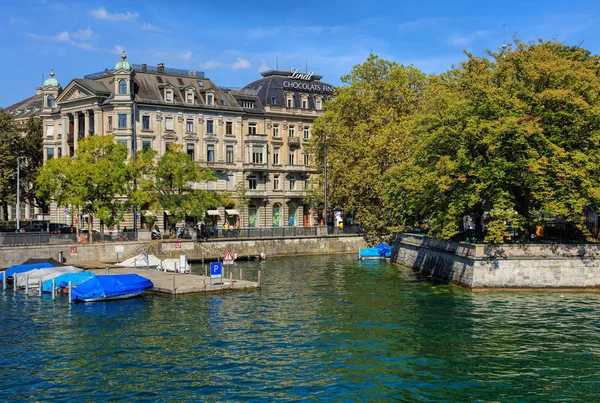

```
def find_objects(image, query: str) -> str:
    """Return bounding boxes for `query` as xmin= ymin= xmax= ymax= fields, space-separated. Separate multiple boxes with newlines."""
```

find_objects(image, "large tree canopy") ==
xmin=310 ymin=55 xmax=427 ymax=243
xmin=384 ymin=40 xmax=600 ymax=242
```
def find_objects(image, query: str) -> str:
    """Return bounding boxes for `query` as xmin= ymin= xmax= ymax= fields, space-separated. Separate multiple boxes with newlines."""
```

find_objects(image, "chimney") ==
xmin=142 ymin=63 xmax=147 ymax=72
xmin=157 ymin=63 xmax=165 ymax=73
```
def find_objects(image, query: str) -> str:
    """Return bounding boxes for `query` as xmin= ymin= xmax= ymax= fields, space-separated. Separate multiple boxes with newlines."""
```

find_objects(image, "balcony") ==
xmin=245 ymin=133 xmax=268 ymax=143
xmin=247 ymin=189 xmax=268 ymax=197
xmin=287 ymin=137 xmax=301 ymax=146
xmin=284 ymin=164 xmax=308 ymax=172
xmin=284 ymin=190 xmax=306 ymax=198
xmin=243 ymin=162 xmax=269 ymax=172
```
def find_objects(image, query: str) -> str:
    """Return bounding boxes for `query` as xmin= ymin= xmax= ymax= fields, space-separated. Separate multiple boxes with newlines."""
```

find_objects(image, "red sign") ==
xmin=175 ymin=242 xmax=182 ymax=249
xmin=223 ymin=249 xmax=234 ymax=264
xmin=70 ymin=246 xmax=78 ymax=255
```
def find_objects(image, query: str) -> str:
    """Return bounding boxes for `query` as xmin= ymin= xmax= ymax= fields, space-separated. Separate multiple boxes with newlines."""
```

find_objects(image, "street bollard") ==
xmin=258 ymin=270 xmax=261 ymax=287
xmin=240 ymin=267 xmax=243 ymax=281
xmin=52 ymin=278 xmax=55 ymax=301
xmin=39 ymin=278 xmax=42 ymax=297
xmin=105 ymin=265 xmax=109 ymax=275
xmin=14 ymin=274 xmax=17 ymax=294
xmin=2 ymin=271 xmax=6 ymax=291
xmin=230 ymin=272 xmax=233 ymax=289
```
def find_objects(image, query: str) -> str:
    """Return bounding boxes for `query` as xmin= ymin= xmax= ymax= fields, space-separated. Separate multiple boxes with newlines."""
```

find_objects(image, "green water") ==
xmin=1 ymin=254 xmax=599 ymax=402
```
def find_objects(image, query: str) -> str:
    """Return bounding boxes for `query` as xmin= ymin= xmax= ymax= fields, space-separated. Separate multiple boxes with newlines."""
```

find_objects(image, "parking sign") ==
xmin=210 ymin=262 xmax=222 ymax=279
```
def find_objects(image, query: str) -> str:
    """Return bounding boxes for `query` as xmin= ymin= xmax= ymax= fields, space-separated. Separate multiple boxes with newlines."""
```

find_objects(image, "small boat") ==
xmin=15 ymin=266 xmax=82 ymax=288
xmin=359 ymin=243 xmax=393 ymax=260
xmin=118 ymin=254 xmax=162 ymax=269
xmin=41 ymin=272 xmax=96 ymax=293
xmin=3 ymin=261 xmax=58 ymax=280
xmin=71 ymin=274 xmax=154 ymax=302
xmin=160 ymin=258 xmax=191 ymax=274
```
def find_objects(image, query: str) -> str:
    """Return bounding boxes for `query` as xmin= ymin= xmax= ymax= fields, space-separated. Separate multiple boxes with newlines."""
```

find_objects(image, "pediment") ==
xmin=56 ymin=82 xmax=94 ymax=104
xmin=163 ymin=133 xmax=178 ymax=140
xmin=183 ymin=134 xmax=198 ymax=142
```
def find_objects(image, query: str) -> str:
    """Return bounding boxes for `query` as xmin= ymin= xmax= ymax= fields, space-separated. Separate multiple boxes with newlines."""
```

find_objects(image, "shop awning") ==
xmin=226 ymin=209 xmax=240 ymax=216
xmin=207 ymin=210 xmax=221 ymax=216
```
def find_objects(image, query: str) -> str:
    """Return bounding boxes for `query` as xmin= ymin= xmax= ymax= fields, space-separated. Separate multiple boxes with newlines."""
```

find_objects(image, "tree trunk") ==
xmin=89 ymin=215 xmax=93 ymax=244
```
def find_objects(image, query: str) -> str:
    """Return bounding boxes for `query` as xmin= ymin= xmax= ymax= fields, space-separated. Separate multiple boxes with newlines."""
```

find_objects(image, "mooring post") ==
xmin=172 ymin=276 xmax=176 ymax=295
xmin=203 ymin=277 xmax=206 ymax=289
xmin=39 ymin=278 xmax=42 ymax=297
xmin=204 ymin=265 xmax=207 ymax=277
xmin=25 ymin=274 xmax=29 ymax=296
xmin=258 ymin=270 xmax=261 ymax=287
xmin=230 ymin=272 xmax=233 ymax=289
xmin=105 ymin=265 xmax=109 ymax=275
xmin=51 ymin=278 xmax=55 ymax=301
xmin=2 ymin=271 xmax=6 ymax=291
xmin=14 ymin=274 xmax=17 ymax=294
xmin=240 ymin=267 xmax=243 ymax=281
xmin=68 ymin=281 xmax=72 ymax=304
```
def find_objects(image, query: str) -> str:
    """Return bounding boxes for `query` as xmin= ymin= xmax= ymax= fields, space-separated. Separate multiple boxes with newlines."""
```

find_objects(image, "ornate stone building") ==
xmin=3 ymin=54 xmax=334 ymax=230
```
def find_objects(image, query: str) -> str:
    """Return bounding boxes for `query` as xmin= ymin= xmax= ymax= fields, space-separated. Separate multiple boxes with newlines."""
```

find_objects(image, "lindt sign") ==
xmin=289 ymin=68 xmax=314 ymax=81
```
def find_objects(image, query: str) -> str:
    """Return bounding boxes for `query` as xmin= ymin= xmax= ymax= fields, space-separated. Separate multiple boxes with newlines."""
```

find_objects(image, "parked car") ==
xmin=51 ymin=226 xmax=77 ymax=239
xmin=80 ymin=229 xmax=112 ymax=242
xmin=151 ymin=227 xmax=162 ymax=240
xmin=21 ymin=223 xmax=46 ymax=232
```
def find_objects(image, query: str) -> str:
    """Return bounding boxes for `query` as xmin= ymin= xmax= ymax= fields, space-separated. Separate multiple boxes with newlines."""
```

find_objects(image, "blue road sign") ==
xmin=210 ymin=262 xmax=222 ymax=279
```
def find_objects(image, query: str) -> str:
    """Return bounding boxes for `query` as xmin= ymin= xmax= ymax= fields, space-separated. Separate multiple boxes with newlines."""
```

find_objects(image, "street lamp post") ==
xmin=16 ymin=158 xmax=20 ymax=231
xmin=132 ymin=101 xmax=138 ymax=239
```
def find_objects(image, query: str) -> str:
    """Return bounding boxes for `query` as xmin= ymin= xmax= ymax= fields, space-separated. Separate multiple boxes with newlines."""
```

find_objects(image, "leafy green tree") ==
xmin=385 ymin=40 xmax=600 ymax=242
xmin=37 ymin=135 xmax=135 ymax=242
xmin=309 ymin=54 xmax=427 ymax=244
xmin=0 ymin=111 xmax=19 ymax=220
xmin=233 ymin=180 xmax=249 ymax=226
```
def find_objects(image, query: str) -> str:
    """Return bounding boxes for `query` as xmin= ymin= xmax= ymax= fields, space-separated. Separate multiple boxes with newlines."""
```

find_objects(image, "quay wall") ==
xmin=393 ymin=233 xmax=600 ymax=289
xmin=0 ymin=235 xmax=366 ymax=267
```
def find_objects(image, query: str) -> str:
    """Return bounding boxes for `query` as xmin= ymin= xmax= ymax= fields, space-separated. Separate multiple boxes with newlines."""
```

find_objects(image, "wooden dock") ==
xmin=86 ymin=266 xmax=260 ymax=295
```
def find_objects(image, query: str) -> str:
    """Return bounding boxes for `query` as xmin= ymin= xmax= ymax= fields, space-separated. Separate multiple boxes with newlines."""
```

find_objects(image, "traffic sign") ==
xmin=210 ymin=262 xmax=222 ymax=279
xmin=70 ymin=246 xmax=78 ymax=256
xmin=223 ymin=249 xmax=234 ymax=265
xmin=175 ymin=242 xmax=182 ymax=249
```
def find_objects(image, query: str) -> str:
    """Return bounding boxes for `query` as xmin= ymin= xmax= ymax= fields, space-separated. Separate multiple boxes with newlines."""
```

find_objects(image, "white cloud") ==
xmin=90 ymin=6 xmax=139 ymax=22
xmin=113 ymin=45 xmax=126 ymax=55
xmin=446 ymin=30 xmax=489 ymax=47
xmin=199 ymin=60 xmax=225 ymax=69
xmin=258 ymin=59 xmax=270 ymax=73
xmin=141 ymin=22 xmax=167 ymax=32
xmin=180 ymin=51 xmax=192 ymax=61
xmin=27 ymin=31 xmax=71 ymax=42
xmin=232 ymin=58 xmax=250 ymax=70
xmin=76 ymin=43 xmax=96 ymax=51
xmin=72 ymin=27 xmax=94 ymax=40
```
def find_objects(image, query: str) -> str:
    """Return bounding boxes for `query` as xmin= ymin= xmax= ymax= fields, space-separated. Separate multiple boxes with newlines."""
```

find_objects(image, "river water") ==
xmin=1 ymin=254 xmax=600 ymax=402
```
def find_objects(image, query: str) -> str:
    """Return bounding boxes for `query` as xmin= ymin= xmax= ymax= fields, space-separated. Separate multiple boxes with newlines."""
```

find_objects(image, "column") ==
xmin=94 ymin=108 xmax=103 ymax=135
xmin=73 ymin=113 xmax=79 ymax=152
xmin=84 ymin=111 xmax=90 ymax=138
xmin=61 ymin=114 xmax=69 ymax=156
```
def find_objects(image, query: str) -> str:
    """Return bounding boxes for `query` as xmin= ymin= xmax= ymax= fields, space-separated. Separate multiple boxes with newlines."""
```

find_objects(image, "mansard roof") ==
xmin=4 ymin=94 xmax=43 ymax=119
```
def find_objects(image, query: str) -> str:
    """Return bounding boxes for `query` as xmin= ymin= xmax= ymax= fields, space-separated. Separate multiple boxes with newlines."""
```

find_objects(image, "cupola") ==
xmin=43 ymin=69 xmax=60 ymax=88
xmin=114 ymin=51 xmax=133 ymax=71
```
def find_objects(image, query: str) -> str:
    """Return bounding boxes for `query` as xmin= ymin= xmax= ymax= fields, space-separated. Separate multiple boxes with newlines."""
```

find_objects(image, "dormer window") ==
xmin=287 ymin=97 xmax=293 ymax=108
xmin=186 ymin=91 xmax=194 ymax=104
xmin=46 ymin=95 xmax=55 ymax=108
xmin=206 ymin=93 xmax=214 ymax=105
xmin=118 ymin=79 xmax=127 ymax=94
xmin=242 ymin=101 xmax=255 ymax=109
xmin=165 ymin=89 xmax=173 ymax=102
xmin=315 ymin=97 xmax=323 ymax=110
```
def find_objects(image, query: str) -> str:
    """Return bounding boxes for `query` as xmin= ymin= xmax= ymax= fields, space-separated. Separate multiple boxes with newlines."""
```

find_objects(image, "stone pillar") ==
xmin=73 ymin=113 xmax=79 ymax=152
xmin=94 ymin=108 xmax=103 ymax=135
xmin=61 ymin=114 xmax=69 ymax=156
xmin=84 ymin=111 xmax=90 ymax=137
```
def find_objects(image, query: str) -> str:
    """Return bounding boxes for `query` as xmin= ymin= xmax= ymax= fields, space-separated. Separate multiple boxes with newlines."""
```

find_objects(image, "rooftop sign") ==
xmin=289 ymin=68 xmax=314 ymax=81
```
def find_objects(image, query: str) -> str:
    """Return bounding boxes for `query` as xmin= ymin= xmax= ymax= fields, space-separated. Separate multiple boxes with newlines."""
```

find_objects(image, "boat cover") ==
xmin=16 ymin=266 xmax=81 ymax=287
xmin=22 ymin=258 xmax=65 ymax=267
xmin=359 ymin=243 xmax=393 ymax=259
xmin=3 ymin=262 xmax=56 ymax=278
xmin=161 ymin=258 xmax=191 ymax=273
xmin=41 ymin=272 xmax=96 ymax=292
xmin=118 ymin=254 xmax=162 ymax=268
xmin=71 ymin=274 xmax=154 ymax=301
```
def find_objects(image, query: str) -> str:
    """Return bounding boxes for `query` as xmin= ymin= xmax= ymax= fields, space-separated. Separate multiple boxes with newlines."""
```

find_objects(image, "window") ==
xmin=290 ymin=177 xmax=296 ymax=190
xmin=206 ymin=94 xmax=213 ymax=105
xmin=197 ymin=80 xmax=204 ymax=87
xmin=220 ymin=99 xmax=226 ymax=105
xmin=157 ymin=76 xmax=164 ymax=84
xmin=315 ymin=98 xmax=322 ymax=110
xmin=287 ymin=98 xmax=293 ymax=108
xmin=289 ymin=126 xmax=295 ymax=137
xmin=187 ymin=143 xmax=194 ymax=160
xmin=273 ymin=175 xmax=280 ymax=190
xmin=248 ymin=176 xmax=257 ymax=190
xmin=57 ymin=147 xmax=62 ymax=158
xmin=271 ymin=97 xmax=277 ymax=105
xmin=302 ymin=99 xmax=307 ymax=109
xmin=273 ymin=124 xmax=279 ymax=137
xmin=207 ymin=144 xmax=214 ymax=162
xmin=242 ymin=101 xmax=255 ymax=109
xmin=46 ymin=95 xmax=55 ymax=108
xmin=252 ymin=147 xmax=263 ymax=164
xmin=186 ymin=92 xmax=193 ymax=103
xmin=226 ymin=121 xmax=233 ymax=135
xmin=108 ymin=116 xmax=113 ymax=131
xmin=165 ymin=117 xmax=174 ymax=131
xmin=178 ymin=78 xmax=185 ymax=86
xmin=142 ymin=140 xmax=151 ymax=150
xmin=118 ymin=79 xmax=127 ymax=94
xmin=166 ymin=142 xmax=174 ymax=152
xmin=304 ymin=154 xmax=309 ymax=166
xmin=226 ymin=145 xmax=234 ymax=163
xmin=165 ymin=90 xmax=173 ymax=102
xmin=118 ymin=114 xmax=127 ymax=128
xmin=206 ymin=119 xmax=214 ymax=134
xmin=186 ymin=119 xmax=194 ymax=132
xmin=142 ymin=115 xmax=150 ymax=130
xmin=248 ymin=122 xmax=257 ymax=135
xmin=46 ymin=124 xmax=54 ymax=137
xmin=46 ymin=148 xmax=54 ymax=160
xmin=273 ymin=148 xmax=279 ymax=165
xmin=305 ymin=178 xmax=310 ymax=189
xmin=289 ymin=150 xmax=295 ymax=165
xmin=119 ymin=139 xmax=127 ymax=148
xmin=304 ymin=127 xmax=310 ymax=140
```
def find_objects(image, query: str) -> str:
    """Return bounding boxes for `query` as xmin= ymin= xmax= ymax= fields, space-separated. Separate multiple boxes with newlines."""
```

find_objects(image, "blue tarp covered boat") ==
xmin=41 ymin=272 xmax=96 ymax=292
xmin=71 ymin=274 xmax=154 ymax=302
xmin=359 ymin=243 xmax=393 ymax=260
xmin=3 ymin=262 xmax=56 ymax=279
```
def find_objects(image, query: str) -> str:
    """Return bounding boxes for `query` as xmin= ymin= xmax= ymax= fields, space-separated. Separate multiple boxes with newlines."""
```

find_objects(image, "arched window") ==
xmin=272 ymin=203 xmax=281 ymax=227
xmin=118 ymin=79 xmax=127 ymax=94
xmin=288 ymin=202 xmax=297 ymax=226
xmin=46 ymin=95 xmax=55 ymax=108
xmin=248 ymin=203 xmax=258 ymax=228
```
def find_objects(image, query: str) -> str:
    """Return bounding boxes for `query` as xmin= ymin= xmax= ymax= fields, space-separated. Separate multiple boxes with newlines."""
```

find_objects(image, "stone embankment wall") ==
xmin=393 ymin=233 xmax=600 ymax=289
xmin=0 ymin=235 xmax=365 ymax=267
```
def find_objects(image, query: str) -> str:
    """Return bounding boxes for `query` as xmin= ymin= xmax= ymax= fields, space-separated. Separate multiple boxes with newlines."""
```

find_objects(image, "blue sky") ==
xmin=1 ymin=0 xmax=599 ymax=107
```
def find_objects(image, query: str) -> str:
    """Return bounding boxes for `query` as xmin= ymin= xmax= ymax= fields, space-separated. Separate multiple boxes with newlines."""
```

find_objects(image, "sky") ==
xmin=1 ymin=0 xmax=599 ymax=107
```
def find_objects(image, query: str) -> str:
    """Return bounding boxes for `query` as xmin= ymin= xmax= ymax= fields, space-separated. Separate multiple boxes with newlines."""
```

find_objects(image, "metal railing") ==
xmin=327 ymin=225 xmax=363 ymax=235
xmin=197 ymin=226 xmax=318 ymax=240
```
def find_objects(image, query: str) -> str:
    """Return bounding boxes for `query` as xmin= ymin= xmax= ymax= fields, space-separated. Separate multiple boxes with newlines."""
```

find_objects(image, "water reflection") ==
xmin=1 ymin=254 xmax=599 ymax=402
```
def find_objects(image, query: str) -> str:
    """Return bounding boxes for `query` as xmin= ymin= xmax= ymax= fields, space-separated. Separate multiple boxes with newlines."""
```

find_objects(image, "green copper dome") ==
xmin=43 ymin=70 xmax=60 ymax=87
xmin=115 ymin=51 xmax=133 ymax=71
